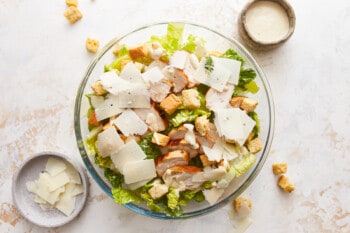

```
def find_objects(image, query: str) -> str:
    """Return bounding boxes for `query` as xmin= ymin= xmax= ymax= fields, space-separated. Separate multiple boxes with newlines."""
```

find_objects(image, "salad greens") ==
xmin=85 ymin=22 xmax=263 ymax=217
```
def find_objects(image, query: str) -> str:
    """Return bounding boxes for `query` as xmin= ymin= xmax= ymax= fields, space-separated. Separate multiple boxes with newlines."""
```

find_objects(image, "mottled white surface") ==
xmin=1 ymin=0 xmax=350 ymax=232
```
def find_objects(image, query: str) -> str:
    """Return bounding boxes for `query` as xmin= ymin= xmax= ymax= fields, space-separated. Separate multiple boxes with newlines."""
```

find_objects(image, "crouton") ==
xmin=247 ymin=137 xmax=262 ymax=154
xmin=129 ymin=45 xmax=149 ymax=60
xmin=66 ymin=0 xmax=78 ymax=7
xmin=86 ymin=38 xmax=99 ymax=53
xmin=64 ymin=6 xmax=83 ymax=24
xmin=90 ymin=81 xmax=107 ymax=96
xmin=230 ymin=96 xmax=245 ymax=108
xmin=277 ymin=175 xmax=295 ymax=193
xmin=182 ymin=89 xmax=200 ymax=109
xmin=241 ymin=98 xmax=258 ymax=112
xmin=148 ymin=183 xmax=169 ymax=200
xmin=233 ymin=197 xmax=252 ymax=212
xmin=195 ymin=115 xmax=210 ymax=136
xmin=152 ymin=133 xmax=170 ymax=147
xmin=160 ymin=94 xmax=182 ymax=115
xmin=272 ymin=163 xmax=287 ymax=175
xmin=199 ymin=154 xmax=216 ymax=167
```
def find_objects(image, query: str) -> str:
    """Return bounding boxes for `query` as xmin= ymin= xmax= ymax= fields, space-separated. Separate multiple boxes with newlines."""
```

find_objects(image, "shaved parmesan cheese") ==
xmin=142 ymin=67 xmax=164 ymax=83
xmin=95 ymin=127 xmax=124 ymax=157
xmin=65 ymin=163 xmax=82 ymax=184
xmin=90 ymin=95 xmax=104 ymax=109
xmin=202 ymin=140 xmax=225 ymax=162
xmin=113 ymin=109 xmax=148 ymax=136
xmin=94 ymin=94 xmax=123 ymax=121
xmin=26 ymin=158 xmax=85 ymax=216
xmin=118 ymin=84 xmax=150 ymax=108
xmin=110 ymin=140 xmax=146 ymax=173
xmin=123 ymin=159 xmax=157 ymax=184
xmin=55 ymin=188 xmax=76 ymax=216
xmin=35 ymin=173 xmax=65 ymax=205
xmin=194 ymin=58 xmax=231 ymax=92
xmin=206 ymin=61 xmax=231 ymax=92
xmin=45 ymin=171 xmax=70 ymax=192
xmin=170 ymin=50 xmax=188 ymax=69
xmin=71 ymin=184 xmax=84 ymax=196
xmin=126 ymin=179 xmax=150 ymax=190
xmin=45 ymin=157 xmax=67 ymax=176
xmin=214 ymin=108 xmax=255 ymax=145
xmin=205 ymin=84 xmax=234 ymax=111
xmin=212 ymin=57 xmax=241 ymax=85
xmin=203 ymin=187 xmax=225 ymax=205
xmin=120 ymin=62 xmax=143 ymax=83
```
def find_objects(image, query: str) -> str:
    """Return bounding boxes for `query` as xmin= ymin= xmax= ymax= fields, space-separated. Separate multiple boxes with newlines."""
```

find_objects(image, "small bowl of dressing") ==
xmin=238 ymin=0 xmax=296 ymax=50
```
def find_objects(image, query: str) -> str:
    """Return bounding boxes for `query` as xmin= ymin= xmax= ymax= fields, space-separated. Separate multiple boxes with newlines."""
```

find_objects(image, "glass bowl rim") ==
xmin=74 ymin=21 xmax=275 ymax=219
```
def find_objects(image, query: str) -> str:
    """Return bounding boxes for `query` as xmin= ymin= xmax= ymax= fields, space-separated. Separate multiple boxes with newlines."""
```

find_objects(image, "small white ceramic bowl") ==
xmin=12 ymin=151 xmax=89 ymax=227
xmin=238 ymin=0 xmax=296 ymax=50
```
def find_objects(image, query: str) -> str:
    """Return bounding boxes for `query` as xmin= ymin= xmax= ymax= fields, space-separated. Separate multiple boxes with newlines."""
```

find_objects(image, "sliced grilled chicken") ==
xmin=162 ymin=165 xmax=203 ymax=191
xmin=149 ymin=80 xmax=172 ymax=103
xmin=146 ymin=60 xmax=168 ymax=71
xmin=168 ymin=125 xmax=188 ymax=140
xmin=165 ymin=139 xmax=199 ymax=158
xmin=155 ymin=150 xmax=190 ymax=176
xmin=173 ymin=69 xmax=189 ymax=93
xmin=205 ymin=84 xmax=234 ymax=111
xmin=133 ymin=106 xmax=167 ymax=132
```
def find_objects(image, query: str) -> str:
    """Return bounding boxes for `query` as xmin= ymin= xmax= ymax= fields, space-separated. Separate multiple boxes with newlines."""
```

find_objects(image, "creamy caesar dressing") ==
xmin=245 ymin=1 xmax=290 ymax=43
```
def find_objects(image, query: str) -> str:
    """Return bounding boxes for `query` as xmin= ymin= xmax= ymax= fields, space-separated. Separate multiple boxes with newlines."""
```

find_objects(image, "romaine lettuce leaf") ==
xmin=104 ymin=45 xmax=130 ymax=72
xmin=169 ymin=109 xmax=211 ymax=127
xmin=234 ymin=68 xmax=259 ymax=96
xmin=182 ymin=34 xmax=205 ymax=53
xmin=166 ymin=188 xmax=179 ymax=210
xmin=84 ymin=125 xmax=102 ymax=156
xmin=248 ymin=111 xmax=260 ymax=135
xmin=220 ymin=48 xmax=245 ymax=65
xmin=233 ymin=154 xmax=256 ymax=177
xmin=140 ymin=191 xmax=163 ymax=213
xmin=104 ymin=168 xmax=124 ymax=188
xmin=150 ymin=22 xmax=184 ymax=55
xmin=138 ymin=133 xmax=161 ymax=159
xmin=112 ymin=187 xmax=142 ymax=205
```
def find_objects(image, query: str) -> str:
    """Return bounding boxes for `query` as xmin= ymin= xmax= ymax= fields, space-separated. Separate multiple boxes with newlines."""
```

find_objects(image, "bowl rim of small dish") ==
xmin=74 ymin=21 xmax=275 ymax=219
xmin=12 ymin=151 xmax=89 ymax=227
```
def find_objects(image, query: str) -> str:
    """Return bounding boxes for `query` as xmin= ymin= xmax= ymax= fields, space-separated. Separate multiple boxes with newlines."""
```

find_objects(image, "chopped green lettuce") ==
xmin=138 ymin=133 xmax=161 ymax=159
xmin=248 ymin=111 xmax=260 ymax=135
xmin=169 ymin=109 xmax=211 ymax=127
xmin=233 ymin=154 xmax=256 ymax=177
xmin=104 ymin=45 xmax=130 ymax=72
xmin=220 ymin=48 xmax=245 ymax=65
xmin=234 ymin=68 xmax=259 ymax=96
xmin=104 ymin=168 xmax=124 ymax=187
xmin=94 ymin=154 xmax=113 ymax=169
xmin=179 ymin=190 xmax=205 ymax=205
xmin=204 ymin=56 xmax=214 ymax=74
xmin=140 ymin=190 xmax=163 ymax=213
xmin=150 ymin=22 xmax=184 ymax=55
xmin=166 ymin=188 xmax=179 ymax=210
xmin=182 ymin=34 xmax=205 ymax=53
xmin=84 ymin=125 xmax=103 ymax=156
xmin=112 ymin=187 xmax=142 ymax=205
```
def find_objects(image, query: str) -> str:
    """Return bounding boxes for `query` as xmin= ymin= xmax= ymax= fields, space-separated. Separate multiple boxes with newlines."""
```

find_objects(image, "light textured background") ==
xmin=1 ymin=0 xmax=350 ymax=232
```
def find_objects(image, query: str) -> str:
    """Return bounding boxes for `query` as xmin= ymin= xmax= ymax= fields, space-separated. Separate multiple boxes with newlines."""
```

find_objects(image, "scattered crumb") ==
xmin=277 ymin=175 xmax=295 ymax=193
xmin=64 ymin=6 xmax=83 ymax=24
xmin=66 ymin=0 xmax=78 ymax=7
xmin=272 ymin=163 xmax=287 ymax=175
xmin=86 ymin=38 xmax=100 ymax=53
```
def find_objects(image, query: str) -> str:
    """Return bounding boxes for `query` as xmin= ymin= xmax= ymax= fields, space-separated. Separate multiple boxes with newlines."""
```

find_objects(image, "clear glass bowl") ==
xmin=74 ymin=22 xmax=275 ymax=219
